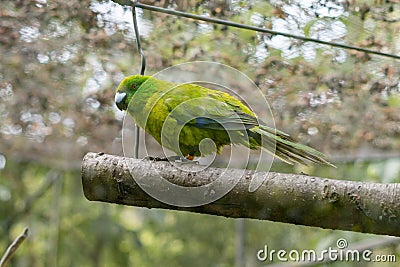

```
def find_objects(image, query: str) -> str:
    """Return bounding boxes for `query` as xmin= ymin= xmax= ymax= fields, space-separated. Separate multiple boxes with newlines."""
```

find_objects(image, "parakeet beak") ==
xmin=115 ymin=92 xmax=127 ymax=111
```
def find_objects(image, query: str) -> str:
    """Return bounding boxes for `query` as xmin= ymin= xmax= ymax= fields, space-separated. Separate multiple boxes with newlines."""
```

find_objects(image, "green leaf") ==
xmin=388 ymin=95 xmax=400 ymax=107
xmin=303 ymin=19 xmax=318 ymax=37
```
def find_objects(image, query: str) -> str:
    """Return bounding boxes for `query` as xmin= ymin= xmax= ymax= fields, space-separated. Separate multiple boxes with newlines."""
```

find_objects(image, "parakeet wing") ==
xmin=162 ymin=84 xmax=259 ymax=131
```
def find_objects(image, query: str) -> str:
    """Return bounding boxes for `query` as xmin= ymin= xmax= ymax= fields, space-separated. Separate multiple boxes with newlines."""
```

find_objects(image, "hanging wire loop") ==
xmin=131 ymin=0 xmax=146 ymax=158
xmin=131 ymin=1 xmax=146 ymax=75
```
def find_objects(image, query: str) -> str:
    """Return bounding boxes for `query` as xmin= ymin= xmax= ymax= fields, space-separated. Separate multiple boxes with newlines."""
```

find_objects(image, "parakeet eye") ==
xmin=131 ymin=84 xmax=137 ymax=90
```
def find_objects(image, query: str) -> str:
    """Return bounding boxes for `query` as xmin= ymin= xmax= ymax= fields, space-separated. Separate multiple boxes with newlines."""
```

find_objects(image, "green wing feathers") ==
xmin=251 ymin=125 xmax=335 ymax=166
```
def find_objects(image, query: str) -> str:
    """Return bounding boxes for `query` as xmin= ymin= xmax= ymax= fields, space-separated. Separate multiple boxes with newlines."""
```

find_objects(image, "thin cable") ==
xmin=131 ymin=0 xmax=146 ymax=158
xmin=135 ymin=3 xmax=400 ymax=60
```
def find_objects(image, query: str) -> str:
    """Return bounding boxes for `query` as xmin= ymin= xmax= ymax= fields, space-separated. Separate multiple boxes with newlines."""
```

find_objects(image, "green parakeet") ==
xmin=115 ymin=75 xmax=333 ymax=166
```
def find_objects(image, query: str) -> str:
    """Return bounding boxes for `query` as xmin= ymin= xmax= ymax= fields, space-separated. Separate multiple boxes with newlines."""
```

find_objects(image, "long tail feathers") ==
xmin=251 ymin=125 xmax=335 ymax=167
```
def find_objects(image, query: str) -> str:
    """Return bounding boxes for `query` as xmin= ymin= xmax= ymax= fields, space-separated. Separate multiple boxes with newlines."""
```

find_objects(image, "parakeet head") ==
xmin=115 ymin=75 xmax=149 ymax=111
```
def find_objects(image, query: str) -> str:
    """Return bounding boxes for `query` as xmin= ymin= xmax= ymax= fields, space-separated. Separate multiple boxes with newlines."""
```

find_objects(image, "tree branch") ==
xmin=0 ymin=228 xmax=29 ymax=267
xmin=81 ymin=152 xmax=400 ymax=236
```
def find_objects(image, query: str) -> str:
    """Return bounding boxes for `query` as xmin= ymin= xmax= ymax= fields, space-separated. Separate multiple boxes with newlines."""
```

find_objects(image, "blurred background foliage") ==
xmin=1 ymin=0 xmax=400 ymax=266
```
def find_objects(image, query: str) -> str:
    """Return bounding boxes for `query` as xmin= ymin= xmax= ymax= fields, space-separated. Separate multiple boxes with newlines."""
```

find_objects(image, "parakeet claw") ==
xmin=143 ymin=156 xmax=169 ymax=162
xmin=143 ymin=155 xmax=199 ymax=164
xmin=177 ymin=156 xmax=199 ymax=165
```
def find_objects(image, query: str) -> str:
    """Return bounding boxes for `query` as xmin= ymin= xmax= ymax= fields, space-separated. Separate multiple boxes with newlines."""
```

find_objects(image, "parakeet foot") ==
xmin=143 ymin=156 xmax=169 ymax=162
xmin=143 ymin=155 xmax=198 ymax=164
xmin=177 ymin=156 xmax=199 ymax=165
